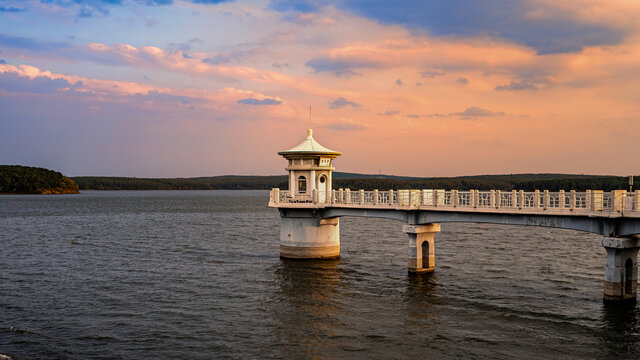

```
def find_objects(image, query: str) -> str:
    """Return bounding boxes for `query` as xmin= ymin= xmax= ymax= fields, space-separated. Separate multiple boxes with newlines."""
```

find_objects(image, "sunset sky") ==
xmin=1 ymin=0 xmax=639 ymax=177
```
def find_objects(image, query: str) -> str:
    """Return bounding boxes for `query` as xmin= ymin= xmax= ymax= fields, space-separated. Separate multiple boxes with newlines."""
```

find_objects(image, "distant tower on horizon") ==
xmin=277 ymin=128 xmax=341 ymax=203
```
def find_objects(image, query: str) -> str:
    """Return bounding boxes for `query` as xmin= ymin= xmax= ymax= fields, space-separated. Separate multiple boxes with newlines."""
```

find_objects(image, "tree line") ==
xmin=72 ymin=173 xmax=636 ymax=192
xmin=0 ymin=165 xmax=79 ymax=194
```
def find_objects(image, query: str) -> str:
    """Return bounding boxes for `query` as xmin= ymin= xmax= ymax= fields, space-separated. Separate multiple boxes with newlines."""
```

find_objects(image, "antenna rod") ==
xmin=309 ymin=105 xmax=311 ymax=129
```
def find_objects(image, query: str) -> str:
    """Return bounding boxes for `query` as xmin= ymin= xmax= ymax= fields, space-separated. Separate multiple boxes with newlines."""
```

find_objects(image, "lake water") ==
xmin=1 ymin=190 xmax=640 ymax=359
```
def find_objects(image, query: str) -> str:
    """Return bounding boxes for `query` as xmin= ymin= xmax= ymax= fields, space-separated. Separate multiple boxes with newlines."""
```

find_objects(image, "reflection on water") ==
xmin=600 ymin=302 xmax=640 ymax=358
xmin=405 ymin=273 xmax=440 ymax=323
xmin=2 ymin=191 xmax=640 ymax=359
xmin=272 ymin=259 xmax=344 ymax=359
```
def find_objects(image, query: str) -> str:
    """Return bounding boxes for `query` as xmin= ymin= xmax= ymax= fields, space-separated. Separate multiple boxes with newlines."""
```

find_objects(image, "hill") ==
xmin=72 ymin=173 xmax=635 ymax=192
xmin=0 ymin=165 xmax=80 ymax=194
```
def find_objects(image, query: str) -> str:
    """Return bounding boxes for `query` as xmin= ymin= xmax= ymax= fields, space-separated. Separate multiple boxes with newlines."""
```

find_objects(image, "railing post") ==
xmin=612 ymin=190 xmax=627 ymax=213
xmin=570 ymin=190 xmax=576 ymax=210
xmin=519 ymin=190 xmax=524 ymax=209
xmin=374 ymin=189 xmax=379 ymax=205
xmin=331 ymin=189 xmax=336 ymax=204
xmin=543 ymin=190 xmax=550 ymax=210
xmin=635 ymin=191 xmax=640 ymax=211
xmin=586 ymin=190 xmax=591 ymax=210
xmin=490 ymin=190 xmax=495 ymax=208
xmin=412 ymin=190 xmax=419 ymax=208
xmin=511 ymin=190 xmax=517 ymax=208
xmin=359 ymin=189 xmax=365 ymax=204
xmin=344 ymin=189 xmax=350 ymax=204
xmin=534 ymin=190 xmax=540 ymax=209
xmin=312 ymin=188 xmax=318 ymax=203
xmin=452 ymin=190 xmax=459 ymax=207
xmin=389 ymin=189 xmax=394 ymax=205
xmin=559 ymin=190 xmax=565 ymax=210
xmin=272 ymin=188 xmax=280 ymax=204
xmin=495 ymin=190 xmax=501 ymax=209
xmin=433 ymin=190 xmax=438 ymax=207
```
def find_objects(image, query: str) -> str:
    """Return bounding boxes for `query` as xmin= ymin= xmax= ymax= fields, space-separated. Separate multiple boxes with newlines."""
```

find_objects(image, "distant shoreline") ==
xmin=3 ymin=165 xmax=634 ymax=193
xmin=71 ymin=173 xmax=635 ymax=192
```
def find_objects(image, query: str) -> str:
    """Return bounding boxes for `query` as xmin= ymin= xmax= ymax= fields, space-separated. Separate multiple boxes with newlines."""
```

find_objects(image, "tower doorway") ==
xmin=318 ymin=175 xmax=327 ymax=202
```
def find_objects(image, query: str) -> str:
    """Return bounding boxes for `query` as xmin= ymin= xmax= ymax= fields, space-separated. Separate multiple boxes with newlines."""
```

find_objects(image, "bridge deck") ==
xmin=269 ymin=188 xmax=640 ymax=219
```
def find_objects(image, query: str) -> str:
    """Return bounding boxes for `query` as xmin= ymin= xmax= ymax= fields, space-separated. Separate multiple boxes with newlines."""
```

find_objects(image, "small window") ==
xmin=319 ymin=176 xmax=326 ymax=184
xmin=298 ymin=176 xmax=307 ymax=194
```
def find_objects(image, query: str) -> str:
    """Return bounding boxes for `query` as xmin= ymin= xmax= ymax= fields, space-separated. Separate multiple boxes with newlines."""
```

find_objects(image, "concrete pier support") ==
xmin=602 ymin=237 xmax=640 ymax=302
xmin=280 ymin=216 xmax=340 ymax=259
xmin=404 ymin=223 xmax=441 ymax=273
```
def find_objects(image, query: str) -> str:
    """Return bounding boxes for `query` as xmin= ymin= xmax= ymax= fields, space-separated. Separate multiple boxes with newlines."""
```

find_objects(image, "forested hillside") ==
xmin=0 ymin=165 xmax=79 ymax=194
xmin=72 ymin=175 xmax=288 ymax=190
xmin=72 ymin=173 xmax=635 ymax=192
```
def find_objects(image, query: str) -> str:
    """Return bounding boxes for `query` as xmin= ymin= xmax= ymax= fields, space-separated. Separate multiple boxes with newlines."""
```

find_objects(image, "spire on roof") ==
xmin=278 ymin=127 xmax=341 ymax=156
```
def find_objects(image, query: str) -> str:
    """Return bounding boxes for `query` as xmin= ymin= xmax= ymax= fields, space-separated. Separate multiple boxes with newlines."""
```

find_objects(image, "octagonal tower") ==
xmin=277 ymin=128 xmax=342 ymax=259
xmin=278 ymin=128 xmax=341 ymax=203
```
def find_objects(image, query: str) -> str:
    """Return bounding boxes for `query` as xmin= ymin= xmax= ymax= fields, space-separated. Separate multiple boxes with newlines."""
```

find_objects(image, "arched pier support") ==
xmin=280 ymin=215 xmax=340 ymax=259
xmin=404 ymin=224 xmax=441 ymax=273
xmin=602 ymin=236 xmax=640 ymax=302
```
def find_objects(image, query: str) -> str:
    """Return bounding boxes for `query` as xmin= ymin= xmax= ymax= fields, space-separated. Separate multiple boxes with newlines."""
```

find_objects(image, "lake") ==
xmin=1 ymin=190 xmax=639 ymax=359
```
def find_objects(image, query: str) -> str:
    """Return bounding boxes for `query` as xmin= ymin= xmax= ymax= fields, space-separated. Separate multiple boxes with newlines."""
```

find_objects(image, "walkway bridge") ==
xmin=270 ymin=188 xmax=640 ymax=237
xmin=270 ymin=188 xmax=640 ymax=302
xmin=269 ymin=127 xmax=639 ymax=302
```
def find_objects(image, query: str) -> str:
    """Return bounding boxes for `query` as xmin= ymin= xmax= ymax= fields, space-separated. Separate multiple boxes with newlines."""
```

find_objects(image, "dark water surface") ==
xmin=1 ymin=190 xmax=640 ymax=359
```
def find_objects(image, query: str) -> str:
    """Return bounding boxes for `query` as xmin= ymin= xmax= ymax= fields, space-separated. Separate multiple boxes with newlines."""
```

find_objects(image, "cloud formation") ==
xmin=495 ymin=80 xmax=539 ymax=91
xmin=427 ymin=107 xmax=505 ymax=119
xmin=330 ymin=97 xmax=360 ymax=109
xmin=0 ymin=6 xmax=24 ymax=12
xmin=0 ymin=34 xmax=70 ymax=52
xmin=237 ymin=98 xmax=283 ymax=105
xmin=2 ymin=1 xmax=640 ymax=176
xmin=319 ymin=0 xmax=632 ymax=54
xmin=378 ymin=110 xmax=399 ymax=116
xmin=326 ymin=121 xmax=366 ymax=131
xmin=0 ymin=71 xmax=81 ymax=94
xmin=134 ymin=90 xmax=207 ymax=106
xmin=452 ymin=107 xmax=505 ymax=117
xmin=421 ymin=69 xmax=445 ymax=78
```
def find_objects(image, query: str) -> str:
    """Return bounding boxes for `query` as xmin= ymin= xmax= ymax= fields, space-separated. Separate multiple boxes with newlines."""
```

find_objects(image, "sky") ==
xmin=0 ymin=0 xmax=639 ymax=177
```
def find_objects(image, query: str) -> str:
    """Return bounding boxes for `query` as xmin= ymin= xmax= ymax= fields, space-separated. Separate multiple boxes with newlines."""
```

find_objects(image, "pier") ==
xmin=269 ymin=128 xmax=640 ymax=302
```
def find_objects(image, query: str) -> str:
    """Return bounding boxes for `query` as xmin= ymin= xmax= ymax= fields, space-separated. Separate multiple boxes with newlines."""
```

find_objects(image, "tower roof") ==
xmin=278 ymin=129 xmax=342 ymax=156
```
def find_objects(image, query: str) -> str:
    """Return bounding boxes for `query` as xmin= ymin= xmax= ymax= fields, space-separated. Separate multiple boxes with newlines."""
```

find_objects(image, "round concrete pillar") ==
xmin=280 ymin=216 xmax=340 ymax=259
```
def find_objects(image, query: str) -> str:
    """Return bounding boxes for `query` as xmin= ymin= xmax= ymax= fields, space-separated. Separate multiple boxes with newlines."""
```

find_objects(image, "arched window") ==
xmin=625 ymin=258 xmax=634 ymax=294
xmin=421 ymin=241 xmax=429 ymax=269
xmin=297 ymin=176 xmax=307 ymax=194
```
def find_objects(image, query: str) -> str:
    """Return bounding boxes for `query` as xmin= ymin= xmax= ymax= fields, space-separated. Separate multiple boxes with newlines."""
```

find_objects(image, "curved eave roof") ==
xmin=278 ymin=129 xmax=342 ymax=156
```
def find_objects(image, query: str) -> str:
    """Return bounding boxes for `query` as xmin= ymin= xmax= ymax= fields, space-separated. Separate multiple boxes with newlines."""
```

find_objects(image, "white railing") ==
xmin=269 ymin=188 xmax=640 ymax=216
